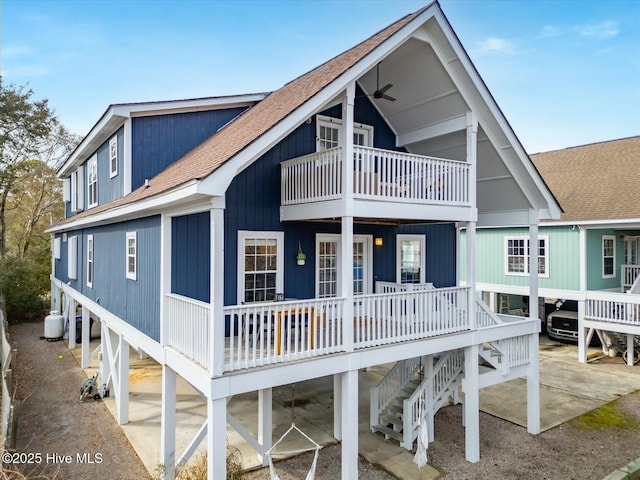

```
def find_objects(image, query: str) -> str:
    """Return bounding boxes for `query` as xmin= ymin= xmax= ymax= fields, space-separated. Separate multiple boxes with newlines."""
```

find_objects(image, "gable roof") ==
xmin=532 ymin=136 xmax=640 ymax=223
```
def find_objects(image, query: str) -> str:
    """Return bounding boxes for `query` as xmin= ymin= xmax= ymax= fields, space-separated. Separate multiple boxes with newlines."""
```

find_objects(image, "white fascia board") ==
xmin=477 ymin=210 xmax=531 ymax=227
xmin=419 ymin=10 xmax=561 ymax=221
xmin=197 ymin=4 xmax=441 ymax=196
xmin=476 ymin=282 xmax=586 ymax=302
xmin=52 ymin=276 xmax=164 ymax=360
xmin=542 ymin=218 xmax=640 ymax=229
xmin=46 ymin=180 xmax=201 ymax=233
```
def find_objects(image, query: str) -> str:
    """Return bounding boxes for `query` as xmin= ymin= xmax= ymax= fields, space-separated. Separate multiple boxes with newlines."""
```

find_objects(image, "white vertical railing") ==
xmin=353 ymin=146 xmax=470 ymax=205
xmin=622 ymin=265 xmax=640 ymax=292
xmin=585 ymin=291 xmax=640 ymax=325
xmin=476 ymin=298 xmax=504 ymax=328
xmin=224 ymin=298 xmax=345 ymax=372
xmin=281 ymin=147 xmax=343 ymax=205
xmin=354 ymin=286 xmax=470 ymax=349
xmin=374 ymin=281 xmax=434 ymax=294
xmin=165 ymin=293 xmax=211 ymax=371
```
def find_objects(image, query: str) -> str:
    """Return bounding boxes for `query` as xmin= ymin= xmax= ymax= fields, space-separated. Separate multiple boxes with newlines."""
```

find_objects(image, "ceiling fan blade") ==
xmin=377 ymin=84 xmax=393 ymax=95
xmin=381 ymin=93 xmax=396 ymax=102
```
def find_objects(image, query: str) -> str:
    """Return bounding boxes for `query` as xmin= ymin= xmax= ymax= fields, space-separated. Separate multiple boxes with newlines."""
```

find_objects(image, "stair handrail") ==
xmin=370 ymin=357 xmax=421 ymax=429
xmin=476 ymin=298 xmax=503 ymax=328
xmin=402 ymin=350 xmax=464 ymax=449
xmin=629 ymin=271 xmax=640 ymax=295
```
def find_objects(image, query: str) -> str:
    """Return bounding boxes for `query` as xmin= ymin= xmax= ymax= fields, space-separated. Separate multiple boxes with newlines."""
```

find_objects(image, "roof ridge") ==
xmin=531 ymin=135 xmax=640 ymax=156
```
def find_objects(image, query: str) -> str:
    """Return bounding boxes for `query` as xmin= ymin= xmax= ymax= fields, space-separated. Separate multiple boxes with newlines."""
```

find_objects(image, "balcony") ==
xmin=280 ymin=146 xmax=472 ymax=221
xmin=164 ymin=284 xmax=537 ymax=376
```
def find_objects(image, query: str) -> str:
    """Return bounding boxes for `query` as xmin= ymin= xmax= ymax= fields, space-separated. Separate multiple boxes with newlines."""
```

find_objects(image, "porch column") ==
xmin=333 ymin=374 xmax=342 ymax=440
xmin=117 ymin=335 xmax=130 ymax=425
xmin=627 ymin=334 xmax=635 ymax=366
xmin=51 ymin=281 xmax=61 ymax=313
xmin=159 ymin=213 xmax=172 ymax=346
xmin=578 ymin=226 xmax=588 ymax=363
xmin=466 ymin=111 xmax=478 ymax=213
xmin=424 ymin=355 xmax=435 ymax=442
xmin=69 ymin=298 xmax=77 ymax=349
xmin=81 ymin=307 xmax=91 ymax=368
xmin=160 ymin=365 xmax=177 ymax=479
xmin=466 ymin=221 xmax=477 ymax=329
xmin=577 ymin=300 xmax=588 ymax=363
xmin=258 ymin=388 xmax=272 ymax=466
xmin=528 ymin=210 xmax=540 ymax=325
xmin=210 ymin=197 xmax=226 ymax=377
xmin=463 ymin=344 xmax=480 ymax=462
xmin=100 ymin=321 xmax=111 ymax=397
xmin=526 ymin=332 xmax=540 ymax=434
xmin=341 ymin=216 xmax=354 ymax=351
xmin=342 ymin=82 xmax=355 ymax=202
xmin=207 ymin=396 xmax=227 ymax=480
xmin=340 ymin=369 xmax=358 ymax=480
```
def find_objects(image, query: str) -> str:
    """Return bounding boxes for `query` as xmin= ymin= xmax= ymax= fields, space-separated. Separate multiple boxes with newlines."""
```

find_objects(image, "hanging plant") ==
xmin=296 ymin=242 xmax=306 ymax=265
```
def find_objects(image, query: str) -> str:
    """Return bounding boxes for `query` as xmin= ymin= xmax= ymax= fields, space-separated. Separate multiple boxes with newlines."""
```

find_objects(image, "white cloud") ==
xmin=574 ymin=20 xmax=619 ymax=39
xmin=474 ymin=37 xmax=515 ymax=55
xmin=540 ymin=25 xmax=562 ymax=38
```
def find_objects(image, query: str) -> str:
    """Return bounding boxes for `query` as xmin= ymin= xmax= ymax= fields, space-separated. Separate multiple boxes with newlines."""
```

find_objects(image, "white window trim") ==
xmin=76 ymin=165 xmax=85 ymax=212
xmin=68 ymin=235 xmax=78 ymax=280
xmin=70 ymin=171 xmax=78 ymax=212
xmin=86 ymin=234 xmax=94 ymax=288
xmin=53 ymin=237 xmax=61 ymax=260
xmin=62 ymin=178 xmax=70 ymax=203
xmin=602 ymin=235 xmax=616 ymax=279
xmin=126 ymin=231 xmax=137 ymax=281
xmin=504 ymin=235 xmax=550 ymax=278
xmin=316 ymin=115 xmax=374 ymax=151
xmin=237 ymin=230 xmax=284 ymax=305
xmin=109 ymin=136 xmax=118 ymax=178
xmin=87 ymin=154 xmax=98 ymax=209
xmin=396 ymin=234 xmax=426 ymax=284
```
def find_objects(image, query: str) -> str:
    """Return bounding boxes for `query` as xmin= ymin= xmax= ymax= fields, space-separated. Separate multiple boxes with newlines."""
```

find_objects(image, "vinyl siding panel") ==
xmin=131 ymin=107 xmax=247 ymax=190
xmin=172 ymin=212 xmax=210 ymax=302
xmin=586 ymin=228 xmax=623 ymax=291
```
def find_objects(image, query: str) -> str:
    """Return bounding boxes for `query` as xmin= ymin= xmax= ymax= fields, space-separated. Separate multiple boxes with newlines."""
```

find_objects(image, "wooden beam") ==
xmin=396 ymin=114 xmax=467 ymax=147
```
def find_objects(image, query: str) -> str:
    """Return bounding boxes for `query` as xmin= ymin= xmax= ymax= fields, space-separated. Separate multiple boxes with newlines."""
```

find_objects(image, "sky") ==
xmin=2 ymin=0 xmax=639 ymax=154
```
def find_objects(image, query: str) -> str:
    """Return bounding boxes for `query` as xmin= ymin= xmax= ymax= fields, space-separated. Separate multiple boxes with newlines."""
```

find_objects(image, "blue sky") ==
xmin=2 ymin=0 xmax=639 ymax=153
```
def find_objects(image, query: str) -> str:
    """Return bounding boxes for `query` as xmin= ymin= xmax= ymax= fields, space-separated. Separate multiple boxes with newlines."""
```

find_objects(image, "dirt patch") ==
xmin=5 ymin=320 xmax=149 ymax=480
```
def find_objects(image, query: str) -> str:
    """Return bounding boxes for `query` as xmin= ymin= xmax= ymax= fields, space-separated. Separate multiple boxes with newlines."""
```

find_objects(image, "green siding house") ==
xmin=461 ymin=136 xmax=640 ymax=363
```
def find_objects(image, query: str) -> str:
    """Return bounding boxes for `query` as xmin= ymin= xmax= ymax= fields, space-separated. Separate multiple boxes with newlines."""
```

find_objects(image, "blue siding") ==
xmin=56 ymin=217 xmax=161 ymax=341
xmin=131 ymin=107 xmax=247 ymax=190
xmin=98 ymin=126 xmax=124 ymax=204
xmin=172 ymin=212 xmax=211 ymax=302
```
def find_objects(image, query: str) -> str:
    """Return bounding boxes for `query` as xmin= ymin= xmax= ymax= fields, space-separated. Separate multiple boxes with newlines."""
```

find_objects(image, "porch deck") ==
xmin=165 ymin=285 xmax=535 ymax=376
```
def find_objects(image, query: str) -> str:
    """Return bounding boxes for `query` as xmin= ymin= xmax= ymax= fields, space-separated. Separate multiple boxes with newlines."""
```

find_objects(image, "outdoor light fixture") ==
xmin=375 ymin=237 xmax=383 ymax=246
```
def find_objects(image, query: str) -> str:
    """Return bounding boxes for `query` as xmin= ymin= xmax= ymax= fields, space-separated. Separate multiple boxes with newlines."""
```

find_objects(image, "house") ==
xmin=47 ymin=2 xmax=561 ymax=479
xmin=461 ymin=136 xmax=640 ymax=365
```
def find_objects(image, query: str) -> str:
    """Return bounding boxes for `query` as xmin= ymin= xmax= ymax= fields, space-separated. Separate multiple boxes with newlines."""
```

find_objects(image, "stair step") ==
xmin=380 ymin=414 xmax=403 ymax=429
xmin=387 ymin=404 xmax=403 ymax=416
xmin=371 ymin=424 xmax=403 ymax=442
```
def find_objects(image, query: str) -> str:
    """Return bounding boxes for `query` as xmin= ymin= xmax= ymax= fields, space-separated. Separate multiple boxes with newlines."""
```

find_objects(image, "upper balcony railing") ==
xmin=622 ymin=264 xmax=640 ymax=292
xmin=281 ymin=146 xmax=470 ymax=207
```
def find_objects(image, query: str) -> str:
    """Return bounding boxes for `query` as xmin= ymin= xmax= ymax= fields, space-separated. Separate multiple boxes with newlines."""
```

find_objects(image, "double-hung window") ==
xmin=87 ymin=154 xmax=98 ymax=208
xmin=505 ymin=236 xmax=549 ymax=276
xmin=238 ymin=231 xmax=284 ymax=303
xmin=109 ymin=136 xmax=118 ymax=178
xmin=602 ymin=235 xmax=615 ymax=278
xmin=126 ymin=232 xmax=137 ymax=280
xmin=316 ymin=115 xmax=373 ymax=151
xmin=86 ymin=235 xmax=94 ymax=288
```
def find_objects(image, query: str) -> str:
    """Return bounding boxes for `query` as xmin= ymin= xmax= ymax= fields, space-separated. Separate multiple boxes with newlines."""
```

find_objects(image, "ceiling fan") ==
xmin=372 ymin=63 xmax=396 ymax=102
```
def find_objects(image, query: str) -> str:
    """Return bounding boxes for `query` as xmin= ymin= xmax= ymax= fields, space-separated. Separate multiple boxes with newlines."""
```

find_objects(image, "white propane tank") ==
xmin=44 ymin=311 xmax=65 ymax=339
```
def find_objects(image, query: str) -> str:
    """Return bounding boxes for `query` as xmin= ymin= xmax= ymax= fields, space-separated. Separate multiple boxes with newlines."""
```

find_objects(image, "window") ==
xmin=505 ymin=236 xmax=549 ymax=276
xmin=316 ymin=115 xmax=373 ymax=151
xmin=624 ymin=237 xmax=638 ymax=266
xmin=87 ymin=155 xmax=98 ymax=208
xmin=602 ymin=235 xmax=615 ymax=278
xmin=126 ymin=231 xmax=137 ymax=280
xmin=397 ymin=235 xmax=425 ymax=283
xmin=109 ymin=136 xmax=118 ymax=178
xmin=68 ymin=235 xmax=78 ymax=280
xmin=86 ymin=235 xmax=94 ymax=287
xmin=237 ymin=231 xmax=284 ymax=303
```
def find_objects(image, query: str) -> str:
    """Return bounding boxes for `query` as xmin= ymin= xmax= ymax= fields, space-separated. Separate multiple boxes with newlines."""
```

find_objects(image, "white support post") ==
xmin=159 ymin=213 xmax=172 ymax=346
xmin=425 ymin=355 xmax=435 ymax=442
xmin=207 ymin=397 xmax=227 ymax=480
xmin=258 ymin=388 xmax=272 ymax=466
xmin=100 ymin=321 xmax=111 ymax=397
xmin=526 ymin=333 xmax=540 ymax=434
xmin=341 ymin=216 xmax=354 ymax=351
xmin=160 ymin=365 xmax=177 ymax=480
xmin=463 ymin=344 xmax=480 ymax=462
xmin=340 ymin=369 xmax=358 ymax=480
xmin=577 ymin=300 xmax=588 ymax=363
xmin=627 ymin=334 xmax=635 ymax=366
xmin=51 ymin=281 xmax=61 ymax=313
xmin=528 ymin=211 xmax=540 ymax=325
xmin=81 ymin=307 xmax=90 ymax=368
xmin=117 ymin=335 xmax=129 ymax=425
xmin=466 ymin=111 xmax=478 ymax=215
xmin=333 ymin=373 xmax=342 ymax=440
xmin=210 ymin=198 xmax=225 ymax=377
xmin=342 ymin=83 xmax=355 ymax=202
xmin=69 ymin=299 xmax=77 ymax=349
xmin=466 ymin=221 xmax=477 ymax=329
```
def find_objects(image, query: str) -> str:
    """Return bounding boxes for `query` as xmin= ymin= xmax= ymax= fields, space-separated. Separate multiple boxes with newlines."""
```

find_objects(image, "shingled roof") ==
xmin=54 ymin=4 xmax=429 ymax=226
xmin=532 ymin=136 xmax=640 ymax=223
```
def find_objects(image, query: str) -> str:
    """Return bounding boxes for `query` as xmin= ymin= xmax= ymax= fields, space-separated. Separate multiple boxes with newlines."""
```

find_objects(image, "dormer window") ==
xmin=87 ymin=154 xmax=98 ymax=208
xmin=109 ymin=136 xmax=118 ymax=178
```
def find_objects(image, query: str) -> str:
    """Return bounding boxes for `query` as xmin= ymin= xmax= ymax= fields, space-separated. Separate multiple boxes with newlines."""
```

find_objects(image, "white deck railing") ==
xmin=375 ymin=281 xmax=434 ymax=293
xmin=622 ymin=265 xmax=640 ymax=292
xmin=476 ymin=298 xmax=504 ymax=328
xmin=585 ymin=291 xmax=640 ymax=326
xmin=166 ymin=293 xmax=211 ymax=371
xmin=224 ymin=297 xmax=345 ymax=372
xmin=353 ymin=286 xmax=470 ymax=349
xmin=281 ymin=145 xmax=470 ymax=207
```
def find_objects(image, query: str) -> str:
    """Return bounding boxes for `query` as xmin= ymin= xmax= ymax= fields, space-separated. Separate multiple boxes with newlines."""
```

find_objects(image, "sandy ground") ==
xmin=6 ymin=320 xmax=640 ymax=480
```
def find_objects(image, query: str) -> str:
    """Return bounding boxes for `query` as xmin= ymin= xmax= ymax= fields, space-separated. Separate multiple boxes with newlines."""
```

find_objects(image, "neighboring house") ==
xmin=461 ymin=136 xmax=640 ymax=365
xmin=47 ymin=3 xmax=560 ymax=479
